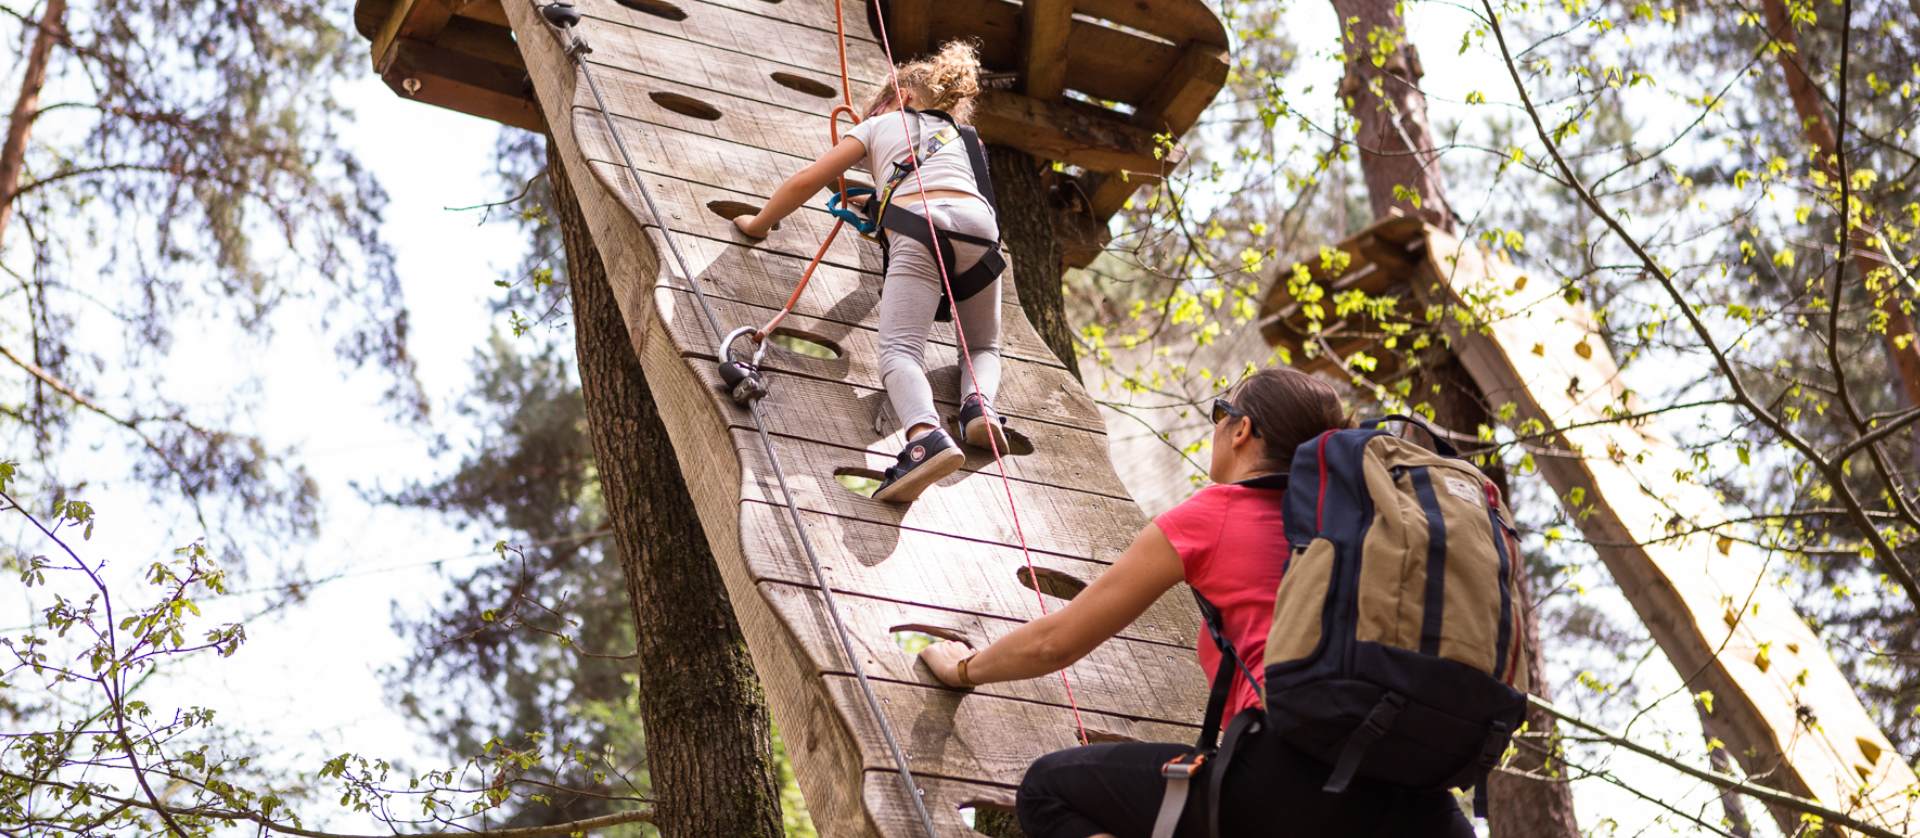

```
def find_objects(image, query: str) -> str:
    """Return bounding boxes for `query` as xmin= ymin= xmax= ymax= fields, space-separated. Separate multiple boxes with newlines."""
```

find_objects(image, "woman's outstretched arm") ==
xmin=920 ymin=522 xmax=1185 ymax=686
xmin=733 ymin=136 xmax=866 ymax=238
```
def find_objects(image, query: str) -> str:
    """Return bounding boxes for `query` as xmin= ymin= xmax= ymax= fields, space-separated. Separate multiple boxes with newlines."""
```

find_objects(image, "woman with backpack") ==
xmin=733 ymin=39 xmax=1009 ymax=503
xmin=917 ymin=367 xmax=1479 ymax=837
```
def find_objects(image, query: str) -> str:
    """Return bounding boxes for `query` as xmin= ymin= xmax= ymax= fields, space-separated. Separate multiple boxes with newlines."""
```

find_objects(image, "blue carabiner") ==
xmin=826 ymin=186 xmax=877 ymax=235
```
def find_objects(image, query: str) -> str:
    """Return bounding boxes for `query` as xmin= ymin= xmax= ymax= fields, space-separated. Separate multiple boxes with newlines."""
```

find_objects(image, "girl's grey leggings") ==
xmin=877 ymin=197 xmax=1003 ymax=435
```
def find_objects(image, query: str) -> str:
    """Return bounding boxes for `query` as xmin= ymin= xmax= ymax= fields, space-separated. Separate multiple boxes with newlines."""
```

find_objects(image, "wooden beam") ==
xmin=383 ymin=38 xmax=542 ymax=132
xmin=1081 ymin=41 xmax=1229 ymax=218
xmin=453 ymin=0 xmax=509 ymax=27
xmin=887 ymin=0 xmax=931 ymax=57
xmin=372 ymin=0 xmax=460 ymax=74
xmin=972 ymin=89 xmax=1163 ymax=174
xmin=1020 ymin=0 xmax=1073 ymax=100
xmin=1073 ymin=0 xmax=1228 ymax=50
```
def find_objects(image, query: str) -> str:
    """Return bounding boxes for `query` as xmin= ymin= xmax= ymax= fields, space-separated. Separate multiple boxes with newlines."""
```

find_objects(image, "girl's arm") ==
xmin=919 ymin=522 xmax=1186 ymax=686
xmin=734 ymin=136 xmax=867 ymax=238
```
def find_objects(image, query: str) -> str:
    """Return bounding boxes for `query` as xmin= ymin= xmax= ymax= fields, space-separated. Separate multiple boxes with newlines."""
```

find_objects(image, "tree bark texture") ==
xmin=1328 ymin=0 xmax=1452 ymax=230
xmin=1757 ymin=0 xmax=1920 ymax=408
xmin=986 ymin=143 xmax=1080 ymax=378
xmin=549 ymin=142 xmax=785 ymax=838
xmin=0 ymin=0 xmax=66 ymax=251
xmin=1327 ymin=1 xmax=1579 ymax=832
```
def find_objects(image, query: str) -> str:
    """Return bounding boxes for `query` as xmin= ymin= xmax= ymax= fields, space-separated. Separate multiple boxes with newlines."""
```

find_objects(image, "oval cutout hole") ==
xmin=958 ymin=799 xmax=1018 ymax=834
xmin=1016 ymin=566 xmax=1087 ymax=600
xmin=650 ymin=91 xmax=721 ymax=121
xmin=707 ymin=200 xmax=779 ymax=230
xmin=614 ymin=0 xmax=688 ymax=21
xmin=834 ymin=467 xmax=885 ymax=498
xmin=771 ymin=71 xmax=836 ymax=99
xmin=889 ymin=623 xmax=965 ymax=654
xmin=1081 ymin=727 xmax=1139 ymax=745
xmin=768 ymin=328 xmax=843 ymax=360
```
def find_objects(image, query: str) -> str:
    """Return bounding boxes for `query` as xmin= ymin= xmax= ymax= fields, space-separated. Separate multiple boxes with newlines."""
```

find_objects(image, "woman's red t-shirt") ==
xmin=1153 ymin=479 xmax=1289 ymax=720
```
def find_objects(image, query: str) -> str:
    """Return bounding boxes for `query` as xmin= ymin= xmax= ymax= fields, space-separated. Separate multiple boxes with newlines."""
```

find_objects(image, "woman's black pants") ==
xmin=1015 ymin=721 xmax=1477 ymax=838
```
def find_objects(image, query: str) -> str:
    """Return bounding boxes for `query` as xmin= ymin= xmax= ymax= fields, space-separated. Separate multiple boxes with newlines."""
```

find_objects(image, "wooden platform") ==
xmin=492 ymin=0 xmax=1207 ymax=834
xmin=1264 ymin=217 xmax=1920 ymax=834
xmin=870 ymin=0 xmax=1229 ymax=222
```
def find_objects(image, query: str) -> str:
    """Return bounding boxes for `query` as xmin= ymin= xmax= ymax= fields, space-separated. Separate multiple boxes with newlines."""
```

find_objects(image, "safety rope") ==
xmin=854 ymin=0 xmax=1093 ymax=745
xmin=529 ymin=5 xmax=943 ymax=836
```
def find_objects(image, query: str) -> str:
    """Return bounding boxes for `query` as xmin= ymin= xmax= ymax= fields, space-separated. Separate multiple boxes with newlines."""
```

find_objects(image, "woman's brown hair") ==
xmin=1230 ymin=367 xmax=1353 ymax=469
xmin=864 ymin=39 xmax=982 ymax=123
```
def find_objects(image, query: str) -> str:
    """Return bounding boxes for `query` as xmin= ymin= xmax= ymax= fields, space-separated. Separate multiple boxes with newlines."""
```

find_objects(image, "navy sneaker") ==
xmin=957 ymin=393 xmax=1009 ymax=451
xmin=872 ymin=428 xmax=965 ymax=503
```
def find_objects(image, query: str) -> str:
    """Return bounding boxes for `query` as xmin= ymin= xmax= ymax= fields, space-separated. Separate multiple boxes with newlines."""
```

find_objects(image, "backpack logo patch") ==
xmin=1445 ymin=476 xmax=1481 ymax=504
xmin=910 ymin=445 xmax=926 ymax=463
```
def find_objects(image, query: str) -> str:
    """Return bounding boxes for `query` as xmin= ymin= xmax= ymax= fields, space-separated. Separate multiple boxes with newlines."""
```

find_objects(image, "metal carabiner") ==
xmin=717 ymin=326 xmax=772 ymax=406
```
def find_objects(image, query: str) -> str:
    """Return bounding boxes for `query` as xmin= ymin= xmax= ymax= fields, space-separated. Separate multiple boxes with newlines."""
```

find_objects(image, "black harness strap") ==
xmin=871 ymin=109 xmax=1007 ymax=322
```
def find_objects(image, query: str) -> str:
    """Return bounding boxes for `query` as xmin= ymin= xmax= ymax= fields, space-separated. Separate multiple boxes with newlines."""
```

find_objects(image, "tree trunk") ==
xmin=1327 ymin=0 xmax=1451 ymax=230
xmin=0 ymin=0 xmax=67 ymax=251
xmin=987 ymin=144 xmax=1079 ymax=378
xmin=1327 ymin=1 xmax=1580 ymax=833
xmin=1758 ymin=0 xmax=1920 ymax=407
xmin=549 ymin=142 xmax=785 ymax=838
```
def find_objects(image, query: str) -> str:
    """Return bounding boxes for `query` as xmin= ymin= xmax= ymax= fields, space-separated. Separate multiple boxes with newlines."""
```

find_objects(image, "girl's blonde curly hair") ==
xmin=864 ymin=39 xmax=982 ymax=123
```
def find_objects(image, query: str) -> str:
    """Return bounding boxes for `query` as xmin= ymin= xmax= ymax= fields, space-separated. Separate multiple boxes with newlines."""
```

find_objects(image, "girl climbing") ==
xmin=916 ymin=368 xmax=1478 ymax=837
xmin=733 ymin=40 xmax=1009 ymax=503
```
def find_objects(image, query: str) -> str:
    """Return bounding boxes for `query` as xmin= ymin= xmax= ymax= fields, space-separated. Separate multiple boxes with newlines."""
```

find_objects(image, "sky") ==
xmin=0 ymin=0 xmax=1810 ymax=834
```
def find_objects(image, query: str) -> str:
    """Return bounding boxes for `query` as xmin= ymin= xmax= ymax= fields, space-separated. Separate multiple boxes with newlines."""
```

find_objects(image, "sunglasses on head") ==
xmin=1210 ymin=398 xmax=1260 ymax=436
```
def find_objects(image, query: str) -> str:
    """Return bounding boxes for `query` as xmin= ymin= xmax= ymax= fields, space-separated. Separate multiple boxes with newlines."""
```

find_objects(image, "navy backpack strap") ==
xmin=1192 ymin=592 xmax=1261 ymax=750
xmin=1323 ymin=692 xmax=1407 ymax=793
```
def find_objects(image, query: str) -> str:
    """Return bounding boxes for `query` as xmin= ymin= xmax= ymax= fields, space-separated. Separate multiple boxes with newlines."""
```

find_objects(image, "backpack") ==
xmin=825 ymin=108 xmax=1005 ymax=322
xmin=1154 ymin=415 xmax=1529 ymax=838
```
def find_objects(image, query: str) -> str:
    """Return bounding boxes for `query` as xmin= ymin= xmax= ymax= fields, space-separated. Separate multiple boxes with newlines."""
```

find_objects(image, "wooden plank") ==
xmin=1019 ymin=0 xmax=1074 ymax=100
xmin=740 ymin=504 xmax=1197 ymax=648
xmin=1127 ymin=41 xmax=1230 ymax=135
xmin=1407 ymin=225 xmax=1920 ymax=832
xmin=973 ymin=90 xmax=1163 ymax=174
xmin=732 ymin=431 xmax=1144 ymax=560
xmin=383 ymin=38 xmax=544 ymax=131
xmin=824 ymin=676 xmax=1194 ymax=784
xmin=570 ymin=61 xmax=854 ymax=162
xmin=656 ymin=290 xmax=1106 ymax=432
xmin=572 ymin=24 xmax=880 ymax=117
xmin=1072 ymin=0 xmax=1227 ymax=50
xmin=453 ymin=0 xmax=509 ymax=27
xmin=570 ymin=0 xmax=891 ymax=87
xmin=759 ymin=581 xmax=1208 ymax=719
xmin=680 ymin=365 xmax=1134 ymax=499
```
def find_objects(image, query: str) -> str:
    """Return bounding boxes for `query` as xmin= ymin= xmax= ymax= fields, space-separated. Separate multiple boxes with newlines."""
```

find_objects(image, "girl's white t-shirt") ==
xmin=842 ymin=110 xmax=987 ymax=205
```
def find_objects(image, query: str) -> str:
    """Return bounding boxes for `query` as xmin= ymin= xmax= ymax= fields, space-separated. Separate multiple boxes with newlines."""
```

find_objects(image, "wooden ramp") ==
xmin=491 ymin=0 xmax=1209 ymax=833
xmin=1263 ymin=217 xmax=1920 ymax=835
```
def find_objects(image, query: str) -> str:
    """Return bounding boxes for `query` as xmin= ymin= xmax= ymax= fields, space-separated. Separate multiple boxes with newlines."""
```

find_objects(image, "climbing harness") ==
xmin=843 ymin=107 xmax=1009 ymax=323
xmin=531 ymin=5 xmax=941 ymax=836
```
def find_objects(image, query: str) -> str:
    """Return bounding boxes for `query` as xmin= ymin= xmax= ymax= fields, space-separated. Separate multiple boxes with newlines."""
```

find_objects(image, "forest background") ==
xmin=3 ymin=0 xmax=1917 ymax=835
